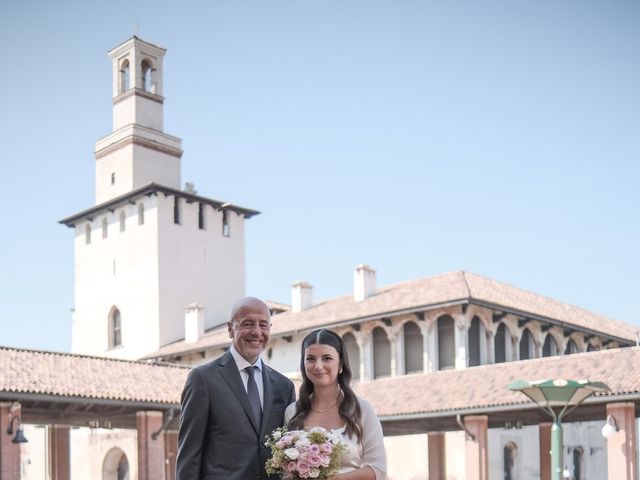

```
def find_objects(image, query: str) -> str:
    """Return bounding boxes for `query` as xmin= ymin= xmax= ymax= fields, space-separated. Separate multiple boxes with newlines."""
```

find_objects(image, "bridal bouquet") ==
xmin=265 ymin=426 xmax=348 ymax=479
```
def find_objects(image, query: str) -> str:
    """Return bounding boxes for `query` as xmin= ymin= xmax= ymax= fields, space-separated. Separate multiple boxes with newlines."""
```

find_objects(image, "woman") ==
xmin=285 ymin=329 xmax=387 ymax=480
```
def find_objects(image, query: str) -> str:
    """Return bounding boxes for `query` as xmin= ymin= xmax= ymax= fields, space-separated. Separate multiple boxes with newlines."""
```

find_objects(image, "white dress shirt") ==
xmin=229 ymin=345 xmax=265 ymax=408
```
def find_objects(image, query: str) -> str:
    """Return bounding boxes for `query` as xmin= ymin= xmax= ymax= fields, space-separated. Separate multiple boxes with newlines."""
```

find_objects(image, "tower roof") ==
xmin=59 ymin=182 xmax=260 ymax=227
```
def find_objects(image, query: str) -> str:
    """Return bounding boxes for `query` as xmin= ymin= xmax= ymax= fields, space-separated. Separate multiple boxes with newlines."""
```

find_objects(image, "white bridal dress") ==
xmin=284 ymin=396 xmax=387 ymax=480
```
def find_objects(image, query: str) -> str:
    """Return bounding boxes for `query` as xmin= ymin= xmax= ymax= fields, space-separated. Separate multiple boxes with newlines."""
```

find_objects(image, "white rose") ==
xmin=284 ymin=448 xmax=300 ymax=460
xmin=309 ymin=468 xmax=321 ymax=478
xmin=272 ymin=431 xmax=282 ymax=441
xmin=295 ymin=437 xmax=311 ymax=448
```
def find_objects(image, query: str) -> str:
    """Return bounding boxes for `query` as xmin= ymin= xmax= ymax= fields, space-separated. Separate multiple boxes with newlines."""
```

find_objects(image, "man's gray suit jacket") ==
xmin=176 ymin=351 xmax=296 ymax=480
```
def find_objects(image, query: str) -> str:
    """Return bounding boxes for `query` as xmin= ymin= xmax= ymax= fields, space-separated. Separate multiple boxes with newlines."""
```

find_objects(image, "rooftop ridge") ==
xmin=0 ymin=344 xmax=191 ymax=369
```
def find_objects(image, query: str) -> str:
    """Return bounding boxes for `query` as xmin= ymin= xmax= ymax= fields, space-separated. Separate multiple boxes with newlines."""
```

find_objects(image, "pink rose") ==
xmin=308 ymin=454 xmax=321 ymax=467
xmin=309 ymin=444 xmax=320 ymax=455
xmin=297 ymin=459 xmax=310 ymax=475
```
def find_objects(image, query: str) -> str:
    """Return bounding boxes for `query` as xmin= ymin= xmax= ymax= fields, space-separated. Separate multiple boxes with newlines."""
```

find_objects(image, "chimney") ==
xmin=291 ymin=281 xmax=313 ymax=313
xmin=354 ymin=264 xmax=376 ymax=301
xmin=185 ymin=303 xmax=205 ymax=342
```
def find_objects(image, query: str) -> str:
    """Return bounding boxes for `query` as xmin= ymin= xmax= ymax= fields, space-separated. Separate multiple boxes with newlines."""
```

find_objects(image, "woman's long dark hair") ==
xmin=287 ymin=329 xmax=363 ymax=443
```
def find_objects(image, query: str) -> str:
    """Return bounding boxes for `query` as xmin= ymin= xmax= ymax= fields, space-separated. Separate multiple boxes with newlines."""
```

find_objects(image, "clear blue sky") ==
xmin=1 ymin=0 xmax=638 ymax=352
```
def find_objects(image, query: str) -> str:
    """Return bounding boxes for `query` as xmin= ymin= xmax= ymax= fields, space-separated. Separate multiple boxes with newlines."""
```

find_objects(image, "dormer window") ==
xmin=119 ymin=59 xmax=130 ymax=94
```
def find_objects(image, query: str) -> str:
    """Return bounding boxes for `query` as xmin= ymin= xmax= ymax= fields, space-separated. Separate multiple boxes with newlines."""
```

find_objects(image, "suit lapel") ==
xmin=218 ymin=352 xmax=261 ymax=435
xmin=261 ymin=365 xmax=275 ymax=435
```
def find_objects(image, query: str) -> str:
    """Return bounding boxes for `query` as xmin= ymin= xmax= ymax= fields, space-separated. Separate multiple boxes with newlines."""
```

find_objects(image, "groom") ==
xmin=176 ymin=297 xmax=296 ymax=480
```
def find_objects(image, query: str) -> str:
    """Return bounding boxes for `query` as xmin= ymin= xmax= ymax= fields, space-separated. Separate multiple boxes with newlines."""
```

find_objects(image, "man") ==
xmin=176 ymin=297 xmax=296 ymax=479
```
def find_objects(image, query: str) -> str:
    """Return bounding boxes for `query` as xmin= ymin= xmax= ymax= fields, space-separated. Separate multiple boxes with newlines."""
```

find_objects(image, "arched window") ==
xmin=403 ymin=322 xmax=423 ymax=373
xmin=343 ymin=332 xmax=360 ymax=381
xmin=109 ymin=308 xmax=122 ymax=348
xmin=102 ymin=447 xmax=129 ymax=480
xmin=468 ymin=316 xmax=481 ymax=367
xmin=119 ymin=59 xmax=130 ymax=94
xmin=565 ymin=339 xmax=578 ymax=355
xmin=102 ymin=217 xmax=108 ymax=239
xmin=119 ymin=210 xmax=126 ymax=232
xmin=85 ymin=224 xmax=92 ymax=245
xmin=141 ymin=59 xmax=153 ymax=92
xmin=587 ymin=343 xmax=597 ymax=352
xmin=503 ymin=442 xmax=517 ymax=480
xmin=138 ymin=203 xmax=145 ymax=225
xmin=542 ymin=334 xmax=558 ymax=357
xmin=372 ymin=327 xmax=391 ymax=379
xmin=519 ymin=328 xmax=533 ymax=360
xmin=437 ymin=315 xmax=455 ymax=370
xmin=494 ymin=323 xmax=507 ymax=364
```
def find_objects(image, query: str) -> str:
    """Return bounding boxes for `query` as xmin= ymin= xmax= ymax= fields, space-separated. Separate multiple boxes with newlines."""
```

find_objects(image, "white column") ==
xmin=479 ymin=322 xmax=488 ymax=365
xmin=395 ymin=330 xmax=405 ymax=376
xmin=427 ymin=324 xmax=438 ymax=372
xmin=356 ymin=338 xmax=366 ymax=382
xmin=511 ymin=335 xmax=518 ymax=361
xmin=487 ymin=332 xmax=495 ymax=364
xmin=390 ymin=336 xmax=398 ymax=377
xmin=362 ymin=334 xmax=373 ymax=381
xmin=455 ymin=320 xmax=469 ymax=370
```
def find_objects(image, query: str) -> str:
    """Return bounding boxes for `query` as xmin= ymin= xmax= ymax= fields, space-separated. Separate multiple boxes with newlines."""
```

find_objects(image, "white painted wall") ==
xmin=70 ymin=428 xmax=138 ymax=480
xmin=20 ymin=425 xmax=46 ymax=480
xmin=95 ymin=140 xmax=181 ymax=204
xmin=156 ymin=194 xmax=246 ymax=347
xmin=72 ymin=193 xmax=247 ymax=359
xmin=72 ymin=197 xmax=161 ymax=359
xmin=384 ymin=434 xmax=428 ymax=480
xmin=267 ymin=333 xmax=307 ymax=377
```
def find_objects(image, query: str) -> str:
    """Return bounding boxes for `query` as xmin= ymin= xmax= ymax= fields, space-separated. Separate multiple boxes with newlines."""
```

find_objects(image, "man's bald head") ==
xmin=228 ymin=297 xmax=271 ymax=364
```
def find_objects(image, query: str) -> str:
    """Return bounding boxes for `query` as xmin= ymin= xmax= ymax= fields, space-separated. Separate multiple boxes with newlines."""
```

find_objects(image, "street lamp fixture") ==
xmin=6 ymin=415 xmax=28 ymax=444
xmin=508 ymin=378 xmax=608 ymax=480
xmin=601 ymin=414 xmax=619 ymax=438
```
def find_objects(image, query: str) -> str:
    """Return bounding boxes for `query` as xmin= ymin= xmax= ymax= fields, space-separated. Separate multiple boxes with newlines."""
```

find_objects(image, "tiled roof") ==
xmin=0 ymin=346 xmax=188 ymax=404
xmin=356 ymin=346 xmax=640 ymax=418
xmin=2 ymin=345 xmax=639 ymax=419
xmin=148 ymin=271 xmax=637 ymax=358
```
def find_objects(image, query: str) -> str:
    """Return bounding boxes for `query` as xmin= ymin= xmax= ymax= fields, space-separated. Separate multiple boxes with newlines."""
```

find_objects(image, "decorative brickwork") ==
xmin=427 ymin=432 xmax=446 ymax=479
xmin=137 ymin=411 xmax=166 ymax=480
xmin=48 ymin=424 xmax=70 ymax=480
xmin=464 ymin=415 xmax=488 ymax=480
xmin=538 ymin=422 xmax=551 ymax=480
xmin=0 ymin=402 xmax=21 ymax=480
xmin=606 ymin=402 xmax=638 ymax=480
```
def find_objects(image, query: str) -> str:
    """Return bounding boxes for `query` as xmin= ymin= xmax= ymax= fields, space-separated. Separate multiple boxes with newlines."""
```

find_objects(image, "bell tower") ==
xmin=95 ymin=36 xmax=182 ymax=204
xmin=61 ymin=37 xmax=258 ymax=360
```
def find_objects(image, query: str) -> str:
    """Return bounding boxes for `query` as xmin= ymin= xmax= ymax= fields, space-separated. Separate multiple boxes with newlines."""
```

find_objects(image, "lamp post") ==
xmin=508 ymin=378 xmax=608 ymax=480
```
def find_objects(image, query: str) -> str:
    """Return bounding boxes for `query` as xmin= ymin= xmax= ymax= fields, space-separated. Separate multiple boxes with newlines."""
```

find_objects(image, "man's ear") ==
xmin=227 ymin=322 xmax=234 ymax=338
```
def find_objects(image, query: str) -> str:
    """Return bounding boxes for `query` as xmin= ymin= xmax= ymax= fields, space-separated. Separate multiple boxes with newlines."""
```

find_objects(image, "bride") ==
xmin=285 ymin=329 xmax=387 ymax=480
